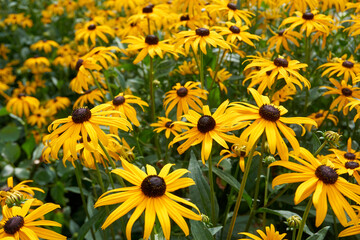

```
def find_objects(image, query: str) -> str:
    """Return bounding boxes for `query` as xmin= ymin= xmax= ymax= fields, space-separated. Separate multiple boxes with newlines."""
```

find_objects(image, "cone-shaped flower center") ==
xmin=87 ymin=24 xmax=96 ymax=30
xmin=229 ymin=25 xmax=240 ymax=34
xmin=165 ymin=121 xmax=173 ymax=128
xmin=259 ymin=104 xmax=280 ymax=122
xmin=278 ymin=30 xmax=285 ymax=36
xmin=17 ymin=93 xmax=26 ymax=98
xmin=227 ymin=3 xmax=237 ymax=10
xmin=302 ymin=12 xmax=314 ymax=20
xmin=72 ymin=108 xmax=91 ymax=123
xmin=75 ymin=59 xmax=83 ymax=71
xmin=273 ymin=57 xmax=289 ymax=67
xmin=4 ymin=216 xmax=24 ymax=234
xmin=341 ymin=88 xmax=352 ymax=96
xmin=345 ymin=161 xmax=359 ymax=169
xmin=196 ymin=28 xmax=210 ymax=37
xmin=315 ymin=165 xmax=338 ymax=184
xmin=344 ymin=152 xmax=356 ymax=160
xmin=315 ymin=113 xmax=324 ymax=118
xmin=176 ymin=87 xmax=188 ymax=97
xmin=180 ymin=15 xmax=190 ymax=21
xmin=141 ymin=175 xmax=166 ymax=197
xmin=342 ymin=60 xmax=354 ymax=68
xmin=197 ymin=115 xmax=216 ymax=133
xmin=112 ymin=96 xmax=126 ymax=106
xmin=145 ymin=35 xmax=159 ymax=45
xmin=142 ymin=4 xmax=154 ymax=13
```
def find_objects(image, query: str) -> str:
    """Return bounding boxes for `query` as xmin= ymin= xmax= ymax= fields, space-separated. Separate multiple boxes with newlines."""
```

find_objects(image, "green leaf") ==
xmin=188 ymin=152 xmax=219 ymax=222
xmin=208 ymin=164 xmax=240 ymax=189
xmin=77 ymin=208 xmax=107 ymax=240
xmin=1 ymin=164 xmax=14 ymax=177
xmin=0 ymin=125 xmax=20 ymax=142
xmin=190 ymin=220 xmax=214 ymax=240
xmin=15 ymin=167 xmax=30 ymax=179
xmin=306 ymin=226 xmax=330 ymax=240
xmin=310 ymin=133 xmax=321 ymax=154
xmin=2 ymin=142 xmax=21 ymax=163
xmin=21 ymin=135 xmax=36 ymax=159
xmin=33 ymin=168 xmax=55 ymax=185
xmin=0 ymin=107 xmax=9 ymax=116
xmin=50 ymin=181 xmax=66 ymax=206
xmin=257 ymin=208 xmax=301 ymax=219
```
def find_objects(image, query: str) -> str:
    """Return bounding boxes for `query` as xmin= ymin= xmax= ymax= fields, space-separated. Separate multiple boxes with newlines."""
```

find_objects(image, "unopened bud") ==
xmin=153 ymin=79 xmax=160 ymax=87
xmin=264 ymin=155 xmax=276 ymax=164
xmin=201 ymin=214 xmax=210 ymax=224
xmin=287 ymin=215 xmax=302 ymax=228
xmin=324 ymin=131 xmax=341 ymax=147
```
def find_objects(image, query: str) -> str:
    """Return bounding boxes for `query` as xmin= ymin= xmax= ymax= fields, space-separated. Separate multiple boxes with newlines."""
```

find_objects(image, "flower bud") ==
xmin=287 ymin=215 xmax=302 ymax=228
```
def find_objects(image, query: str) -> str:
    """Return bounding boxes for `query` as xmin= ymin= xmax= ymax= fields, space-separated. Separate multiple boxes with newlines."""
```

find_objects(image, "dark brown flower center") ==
xmin=72 ymin=108 xmax=91 ymax=123
xmin=266 ymin=70 xmax=272 ymax=76
xmin=273 ymin=58 xmax=288 ymax=67
xmin=341 ymin=88 xmax=352 ymax=96
xmin=17 ymin=93 xmax=26 ymax=98
xmin=145 ymin=35 xmax=159 ymax=45
xmin=85 ymin=89 xmax=92 ymax=94
xmin=302 ymin=12 xmax=314 ymax=20
xmin=4 ymin=216 xmax=25 ymax=234
xmin=176 ymin=87 xmax=188 ymax=97
xmin=196 ymin=28 xmax=210 ymax=37
xmin=278 ymin=30 xmax=285 ymax=36
xmin=259 ymin=104 xmax=280 ymax=122
xmin=112 ymin=96 xmax=126 ymax=106
xmin=315 ymin=165 xmax=338 ymax=184
xmin=315 ymin=113 xmax=323 ymax=118
xmin=75 ymin=59 xmax=83 ymax=71
xmin=141 ymin=175 xmax=166 ymax=197
xmin=197 ymin=115 xmax=216 ymax=133
xmin=165 ymin=121 xmax=173 ymax=128
xmin=229 ymin=25 xmax=240 ymax=34
xmin=227 ymin=3 xmax=237 ymax=10
xmin=342 ymin=60 xmax=354 ymax=68
xmin=142 ymin=4 xmax=154 ymax=13
xmin=345 ymin=161 xmax=359 ymax=169
xmin=180 ymin=15 xmax=190 ymax=21
xmin=87 ymin=24 xmax=96 ymax=30
xmin=344 ymin=152 xmax=356 ymax=160
xmin=130 ymin=23 xmax=137 ymax=27
xmin=36 ymin=114 xmax=41 ymax=117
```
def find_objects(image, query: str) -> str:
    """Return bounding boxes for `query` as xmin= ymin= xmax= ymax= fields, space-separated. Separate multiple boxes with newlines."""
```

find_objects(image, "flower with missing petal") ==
xmin=150 ymin=117 xmax=188 ymax=139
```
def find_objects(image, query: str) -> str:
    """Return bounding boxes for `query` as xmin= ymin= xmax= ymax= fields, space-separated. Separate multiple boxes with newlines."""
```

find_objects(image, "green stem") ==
xmin=332 ymin=210 xmax=339 ymax=239
xmin=296 ymin=199 xmax=312 ymax=240
xmin=208 ymin=154 xmax=216 ymax=225
xmin=89 ymin=70 xmax=105 ymax=97
xmin=164 ymin=137 xmax=169 ymax=164
xmin=303 ymin=35 xmax=311 ymax=113
xmin=265 ymin=184 xmax=291 ymax=207
xmin=292 ymin=228 xmax=297 ymax=240
xmin=199 ymin=50 xmax=205 ymax=90
xmin=74 ymin=161 xmax=96 ymax=240
xmin=262 ymin=164 xmax=271 ymax=229
xmin=104 ymin=74 xmax=114 ymax=100
xmin=314 ymin=141 xmax=326 ymax=157
xmin=226 ymin=139 xmax=260 ymax=240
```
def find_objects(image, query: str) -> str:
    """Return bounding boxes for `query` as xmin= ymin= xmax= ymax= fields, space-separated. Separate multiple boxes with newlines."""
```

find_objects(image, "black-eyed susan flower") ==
xmin=244 ymin=56 xmax=310 ymax=93
xmin=339 ymin=222 xmax=360 ymax=238
xmin=231 ymin=88 xmax=317 ymax=161
xmin=23 ymin=56 xmax=51 ymax=74
xmin=94 ymin=158 xmax=202 ymax=240
xmin=208 ymin=68 xmax=231 ymax=94
xmin=267 ymin=28 xmax=302 ymax=52
xmin=213 ymin=22 xmax=261 ymax=47
xmin=0 ymin=199 xmax=66 ymax=239
xmin=330 ymin=138 xmax=360 ymax=183
xmin=171 ymin=59 xmax=199 ymax=76
xmin=45 ymin=105 xmax=132 ymax=160
xmin=170 ymin=100 xmax=247 ymax=163
xmin=238 ymin=224 xmax=287 ymax=240
xmin=318 ymin=55 xmax=360 ymax=83
xmin=122 ymin=35 xmax=179 ymax=64
xmin=271 ymin=84 xmax=297 ymax=105
xmin=172 ymin=0 xmax=206 ymax=17
xmin=305 ymin=109 xmax=338 ymax=131
xmin=27 ymin=107 xmax=53 ymax=128
xmin=270 ymin=147 xmax=360 ymax=227
xmin=81 ymin=46 xmax=120 ymax=69
xmin=174 ymin=27 xmax=231 ymax=55
xmin=4 ymin=13 xmax=33 ymax=28
xmin=343 ymin=15 xmax=360 ymax=52
xmin=6 ymin=93 xmax=40 ymax=117
xmin=279 ymin=10 xmax=333 ymax=37
xmin=30 ymin=40 xmax=60 ymax=54
xmin=95 ymin=92 xmax=148 ymax=127
xmin=75 ymin=21 xmax=115 ymax=46
xmin=45 ymin=96 xmax=71 ymax=114
xmin=0 ymin=44 xmax=9 ymax=60
xmin=285 ymin=0 xmax=318 ymax=14
xmin=74 ymin=89 xmax=105 ymax=108
xmin=0 ymin=177 xmax=44 ymax=207
xmin=71 ymin=57 xmax=103 ymax=94
xmin=164 ymin=81 xmax=208 ymax=120
xmin=112 ymin=0 xmax=144 ymax=11
xmin=206 ymin=1 xmax=254 ymax=26
xmin=321 ymin=78 xmax=360 ymax=115
xmin=150 ymin=117 xmax=188 ymax=139
xmin=321 ymin=0 xmax=347 ymax=12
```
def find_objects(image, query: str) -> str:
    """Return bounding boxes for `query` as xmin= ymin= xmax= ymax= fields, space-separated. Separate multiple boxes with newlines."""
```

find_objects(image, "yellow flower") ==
xmin=271 ymin=84 xmax=297 ymax=105
xmin=28 ymin=107 xmax=53 ymax=128
xmin=74 ymin=89 xmax=105 ymax=108
xmin=238 ymin=224 xmax=287 ymax=240
xmin=171 ymin=59 xmax=199 ymax=76
xmin=75 ymin=21 xmax=115 ymax=46
xmin=267 ymin=28 xmax=302 ymax=52
xmin=170 ymin=100 xmax=246 ymax=163
xmin=321 ymin=0 xmax=347 ymax=12
xmin=94 ymin=158 xmax=202 ymax=240
xmin=270 ymin=147 xmax=360 ymax=227
xmin=163 ymin=81 xmax=208 ymax=120
xmin=71 ymin=57 xmax=103 ymax=94
xmin=150 ymin=117 xmax=188 ymax=139
xmin=279 ymin=10 xmax=334 ymax=37
xmin=0 ymin=199 xmax=66 ymax=239
xmin=45 ymin=97 xmax=71 ymax=114
xmin=30 ymin=40 xmax=60 ymax=53
xmin=122 ymin=35 xmax=180 ymax=64
xmin=23 ymin=56 xmax=51 ymax=74
xmin=172 ymin=0 xmax=206 ymax=17
xmin=6 ymin=93 xmax=40 ymax=117
xmin=321 ymin=78 xmax=360 ymax=115
xmin=318 ymin=55 xmax=360 ymax=83
xmin=231 ymin=88 xmax=317 ymax=161
xmin=0 ymin=44 xmax=10 ymax=60
xmin=208 ymin=68 xmax=231 ymax=94
xmin=305 ymin=109 xmax=338 ymax=131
